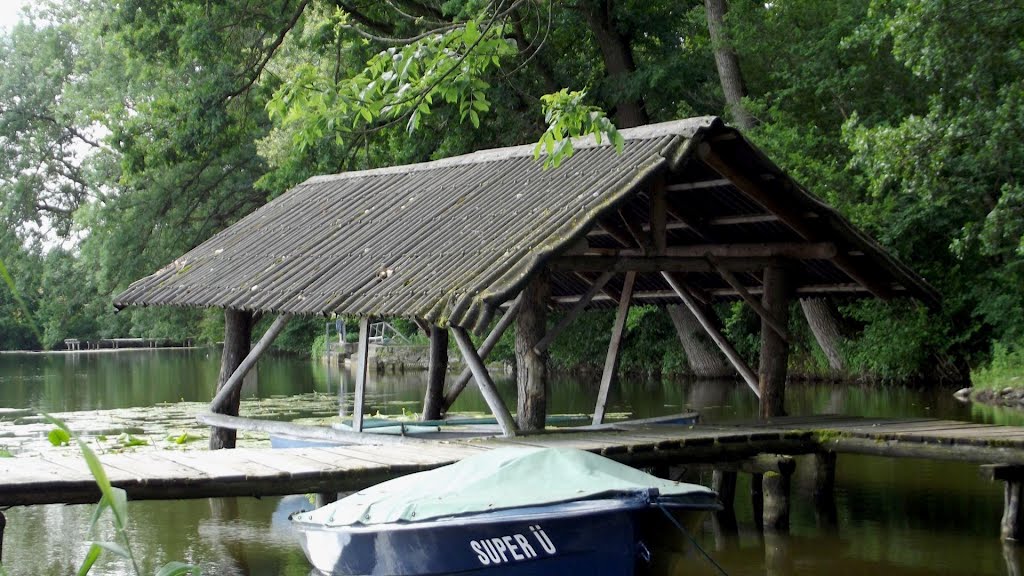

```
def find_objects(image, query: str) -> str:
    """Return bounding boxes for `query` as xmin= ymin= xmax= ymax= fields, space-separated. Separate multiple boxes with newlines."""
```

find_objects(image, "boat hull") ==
xmin=295 ymin=498 xmax=676 ymax=576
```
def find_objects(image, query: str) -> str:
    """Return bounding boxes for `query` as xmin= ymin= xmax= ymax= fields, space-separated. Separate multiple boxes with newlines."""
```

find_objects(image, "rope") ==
xmin=656 ymin=503 xmax=730 ymax=576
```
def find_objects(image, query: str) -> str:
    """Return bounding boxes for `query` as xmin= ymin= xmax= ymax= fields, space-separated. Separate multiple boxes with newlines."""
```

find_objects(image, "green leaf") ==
xmin=48 ymin=428 xmax=71 ymax=447
xmin=95 ymin=541 xmax=131 ymax=559
xmin=75 ymin=543 xmax=104 ymax=576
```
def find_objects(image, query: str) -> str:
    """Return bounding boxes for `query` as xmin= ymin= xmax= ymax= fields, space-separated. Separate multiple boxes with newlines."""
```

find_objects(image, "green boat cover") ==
xmin=292 ymin=447 xmax=718 ymax=527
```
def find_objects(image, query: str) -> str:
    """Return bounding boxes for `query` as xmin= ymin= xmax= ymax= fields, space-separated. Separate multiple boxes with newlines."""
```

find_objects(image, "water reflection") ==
xmin=0 ymin=350 xmax=1022 ymax=575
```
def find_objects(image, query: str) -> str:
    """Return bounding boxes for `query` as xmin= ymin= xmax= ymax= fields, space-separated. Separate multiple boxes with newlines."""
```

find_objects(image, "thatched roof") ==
xmin=114 ymin=116 xmax=938 ymax=331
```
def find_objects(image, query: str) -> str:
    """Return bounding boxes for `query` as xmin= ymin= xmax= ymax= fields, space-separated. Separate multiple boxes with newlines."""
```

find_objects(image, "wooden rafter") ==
xmin=699 ymin=143 xmax=896 ymax=299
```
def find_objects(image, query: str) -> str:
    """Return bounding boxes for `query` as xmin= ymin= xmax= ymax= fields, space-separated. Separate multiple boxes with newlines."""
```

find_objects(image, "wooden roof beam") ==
xmin=549 ymin=283 xmax=877 ymax=304
xmin=698 ymin=143 xmax=897 ymax=300
xmin=570 ymin=242 xmax=837 ymax=260
xmin=708 ymin=255 xmax=790 ymax=343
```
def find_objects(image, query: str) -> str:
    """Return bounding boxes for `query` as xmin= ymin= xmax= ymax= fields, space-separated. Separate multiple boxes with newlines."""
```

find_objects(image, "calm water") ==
xmin=1 ymin=349 xmax=1022 ymax=575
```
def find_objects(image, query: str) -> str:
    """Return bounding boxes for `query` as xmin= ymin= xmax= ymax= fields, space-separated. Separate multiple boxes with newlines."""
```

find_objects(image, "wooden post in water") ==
xmin=811 ymin=452 xmax=838 ymax=531
xmin=210 ymin=309 xmax=253 ymax=450
xmin=516 ymin=270 xmax=549 ymax=431
xmin=762 ymin=456 xmax=796 ymax=531
xmin=421 ymin=325 xmax=448 ymax=420
xmin=0 ymin=509 xmax=5 ymax=564
xmin=711 ymin=469 xmax=739 ymax=545
xmin=759 ymin=264 xmax=792 ymax=419
xmin=352 ymin=317 xmax=371 ymax=433
xmin=981 ymin=465 xmax=1024 ymax=541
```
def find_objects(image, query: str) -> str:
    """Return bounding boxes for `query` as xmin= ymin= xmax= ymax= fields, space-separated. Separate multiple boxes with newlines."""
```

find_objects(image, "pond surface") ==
xmin=0 ymin=348 xmax=1022 ymax=575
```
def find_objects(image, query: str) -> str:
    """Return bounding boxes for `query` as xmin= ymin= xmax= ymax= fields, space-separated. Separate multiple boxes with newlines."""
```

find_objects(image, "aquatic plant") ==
xmin=4 ymin=415 xmax=202 ymax=576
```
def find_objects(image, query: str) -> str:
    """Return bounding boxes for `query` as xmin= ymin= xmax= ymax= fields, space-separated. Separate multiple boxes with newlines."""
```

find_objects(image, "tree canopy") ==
xmin=0 ymin=0 xmax=1020 ymax=384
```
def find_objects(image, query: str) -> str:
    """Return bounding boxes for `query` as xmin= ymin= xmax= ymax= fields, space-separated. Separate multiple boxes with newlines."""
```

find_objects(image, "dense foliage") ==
xmin=0 ymin=0 xmax=1020 ymax=384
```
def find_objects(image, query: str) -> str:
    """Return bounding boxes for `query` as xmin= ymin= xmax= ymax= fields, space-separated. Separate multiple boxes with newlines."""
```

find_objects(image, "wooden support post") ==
xmin=533 ymin=271 xmax=613 ymax=355
xmin=981 ymin=465 xmax=1024 ymax=541
xmin=712 ymin=469 xmax=737 ymax=514
xmin=352 ymin=317 xmax=370 ymax=433
xmin=759 ymin=264 xmax=792 ymax=419
xmin=811 ymin=452 xmax=838 ymax=530
xmin=451 ymin=326 xmax=518 ymax=437
xmin=0 ymin=509 xmax=5 ymax=564
xmin=442 ymin=297 xmax=522 ymax=410
xmin=662 ymin=272 xmax=760 ymax=397
xmin=1007 ymin=482 xmax=1024 ymax=542
xmin=762 ymin=456 xmax=796 ymax=532
xmin=593 ymin=272 xmax=637 ymax=425
xmin=751 ymin=472 xmax=764 ymax=531
xmin=209 ymin=309 xmax=253 ymax=450
xmin=421 ymin=325 xmax=448 ymax=420
xmin=516 ymin=270 xmax=549 ymax=431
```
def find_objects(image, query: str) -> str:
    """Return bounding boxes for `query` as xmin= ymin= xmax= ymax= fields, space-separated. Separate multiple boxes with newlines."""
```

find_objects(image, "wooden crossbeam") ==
xmin=570 ymin=243 xmax=837 ymax=260
xmin=550 ymin=283 xmax=876 ymax=305
xmin=442 ymin=296 xmax=523 ymax=410
xmin=534 ymin=271 xmax=614 ymax=355
xmin=707 ymin=256 xmax=790 ymax=343
xmin=667 ymin=178 xmax=731 ymax=191
xmin=451 ymin=326 xmax=517 ymax=437
xmin=210 ymin=314 xmax=292 ymax=413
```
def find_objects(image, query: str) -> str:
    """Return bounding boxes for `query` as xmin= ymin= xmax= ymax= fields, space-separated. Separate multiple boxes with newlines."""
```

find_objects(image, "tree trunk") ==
xmin=800 ymin=298 xmax=846 ymax=374
xmin=667 ymin=304 xmax=733 ymax=378
xmin=515 ymin=270 xmax=549 ymax=431
xmin=421 ymin=325 xmax=448 ymax=420
xmin=210 ymin=308 xmax=253 ymax=450
xmin=704 ymin=0 xmax=755 ymax=129
xmin=580 ymin=1 xmax=648 ymax=128
xmin=759 ymin=265 xmax=791 ymax=419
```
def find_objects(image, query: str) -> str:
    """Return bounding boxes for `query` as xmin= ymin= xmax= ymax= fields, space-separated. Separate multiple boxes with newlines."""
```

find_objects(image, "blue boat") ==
xmin=291 ymin=447 xmax=719 ymax=575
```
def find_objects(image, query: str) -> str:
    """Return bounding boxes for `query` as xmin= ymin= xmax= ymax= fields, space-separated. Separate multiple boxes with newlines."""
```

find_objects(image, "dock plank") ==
xmin=8 ymin=415 xmax=1024 ymax=507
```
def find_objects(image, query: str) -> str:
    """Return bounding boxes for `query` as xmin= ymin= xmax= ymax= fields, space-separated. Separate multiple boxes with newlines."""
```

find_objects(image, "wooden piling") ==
xmin=1006 ymin=481 xmax=1024 ymax=541
xmin=515 ymin=270 xmax=549 ymax=431
xmin=711 ymin=469 xmax=739 ymax=544
xmin=759 ymin=264 xmax=792 ymax=419
xmin=210 ymin=309 xmax=253 ymax=450
xmin=762 ymin=458 xmax=795 ymax=532
xmin=712 ymin=469 xmax=737 ymax=513
xmin=0 ymin=509 xmax=5 ymax=564
xmin=421 ymin=325 xmax=448 ymax=421
xmin=811 ymin=452 xmax=838 ymax=530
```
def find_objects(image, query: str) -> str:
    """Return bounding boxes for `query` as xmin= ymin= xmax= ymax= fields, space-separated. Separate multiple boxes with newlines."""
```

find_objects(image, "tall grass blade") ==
xmin=155 ymin=561 xmax=202 ymax=576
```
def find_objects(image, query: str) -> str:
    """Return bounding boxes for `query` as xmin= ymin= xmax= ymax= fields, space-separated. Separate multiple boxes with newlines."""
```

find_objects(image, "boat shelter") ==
xmin=114 ymin=116 xmax=938 ymax=443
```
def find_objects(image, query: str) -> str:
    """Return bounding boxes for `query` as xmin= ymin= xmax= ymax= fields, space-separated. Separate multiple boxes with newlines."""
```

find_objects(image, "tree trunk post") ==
xmin=210 ymin=308 xmax=253 ymax=450
xmin=515 ymin=270 xmax=549 ymax=431
xmin=759 ymin=264 xmax=792 ymax=419
xmin=421 ymin=325 xmax=448 ymax=421
xmin=352 ymin=317 xmax=371 ymax=433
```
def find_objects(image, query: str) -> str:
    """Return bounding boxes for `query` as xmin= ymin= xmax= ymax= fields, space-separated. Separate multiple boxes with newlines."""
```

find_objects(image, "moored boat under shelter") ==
xmin=114 ymin=116 xmax=939 ymax=444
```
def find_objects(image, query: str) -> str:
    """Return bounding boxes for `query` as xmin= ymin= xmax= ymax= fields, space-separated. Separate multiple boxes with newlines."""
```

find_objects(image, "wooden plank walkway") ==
xmin=4 ymin=415 xmax=1024 ymax=507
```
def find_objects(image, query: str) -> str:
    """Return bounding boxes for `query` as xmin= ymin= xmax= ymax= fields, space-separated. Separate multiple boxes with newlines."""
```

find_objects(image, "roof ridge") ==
xmin=304 ymin=116 xmax=720 ymax=185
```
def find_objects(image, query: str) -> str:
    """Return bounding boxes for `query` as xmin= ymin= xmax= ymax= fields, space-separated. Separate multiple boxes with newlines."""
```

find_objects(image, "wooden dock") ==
xmin=4 ymin=415 xmax=1024 ymax=508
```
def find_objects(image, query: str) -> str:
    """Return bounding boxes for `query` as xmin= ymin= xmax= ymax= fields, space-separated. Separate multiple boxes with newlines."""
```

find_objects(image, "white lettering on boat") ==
xmin=530 ymin=524 xmax=557 ymax=555
xmin=469 ymin=526 xmax=550 ymax=566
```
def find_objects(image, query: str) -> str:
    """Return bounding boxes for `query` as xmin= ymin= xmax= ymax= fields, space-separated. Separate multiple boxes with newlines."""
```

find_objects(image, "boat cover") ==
xmin=292 ymin=447 xmax=718 ymax=527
